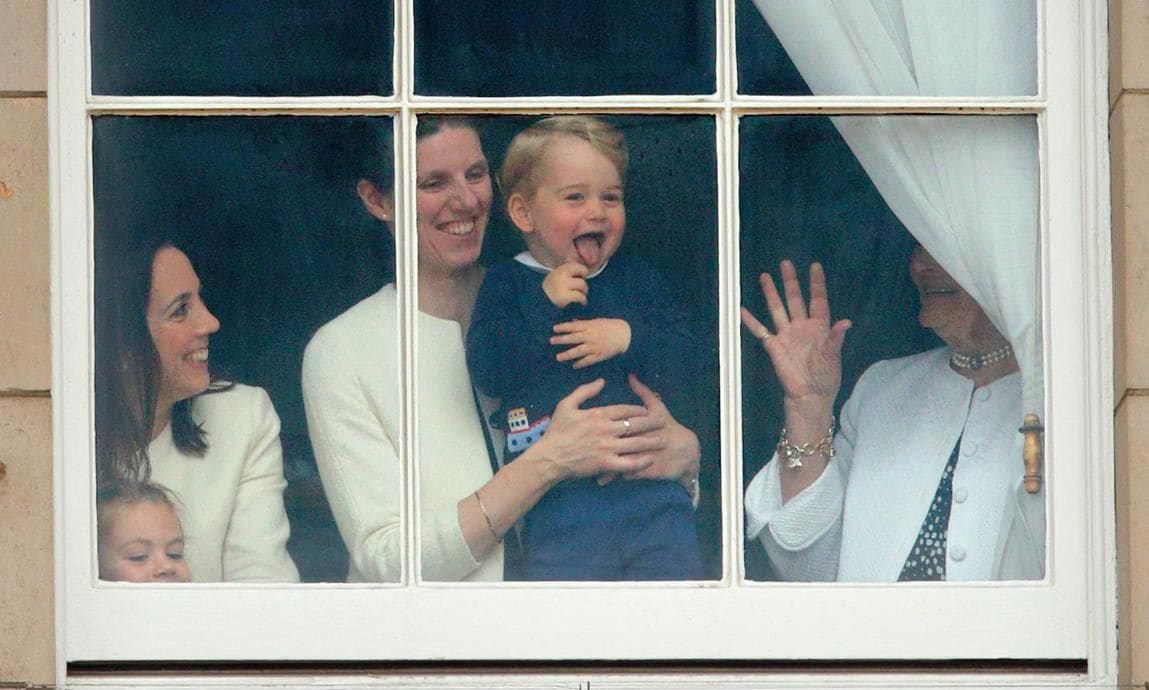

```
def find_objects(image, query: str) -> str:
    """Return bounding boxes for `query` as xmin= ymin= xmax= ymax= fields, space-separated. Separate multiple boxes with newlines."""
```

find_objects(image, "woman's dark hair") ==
xmin=94 ymin=235 xmax=212 ymax=483
xmin=415 ymin=116 xmax=480 ymax=143
xmin=355 ymin=116 xmax=482 ymax=194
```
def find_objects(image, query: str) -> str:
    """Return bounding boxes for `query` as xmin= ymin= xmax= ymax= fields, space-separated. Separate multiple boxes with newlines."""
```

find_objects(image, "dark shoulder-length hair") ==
xmin=94 ymin=234 xmax=216 ymax=483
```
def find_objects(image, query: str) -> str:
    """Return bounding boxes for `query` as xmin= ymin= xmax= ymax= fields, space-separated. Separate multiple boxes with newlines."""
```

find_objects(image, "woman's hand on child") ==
xmin=617 ymin=374 xmax=701 ymax=492
xmin=532 ymin=379 xmax=658 ymax=483
xmin=552 ymin=318 xmax=632 ymax=369
xmin=543 ymin=262 xmax=589 ymax=308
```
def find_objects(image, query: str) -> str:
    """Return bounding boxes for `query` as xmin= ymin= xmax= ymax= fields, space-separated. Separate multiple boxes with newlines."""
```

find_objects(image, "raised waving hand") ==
xmin=741 ymin=261 xmax=850 ymax=493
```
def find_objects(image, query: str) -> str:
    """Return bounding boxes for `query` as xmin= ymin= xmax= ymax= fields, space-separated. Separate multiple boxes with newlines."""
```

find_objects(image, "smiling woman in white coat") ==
xmin=95 ymin=238 xmax=299 ymax=582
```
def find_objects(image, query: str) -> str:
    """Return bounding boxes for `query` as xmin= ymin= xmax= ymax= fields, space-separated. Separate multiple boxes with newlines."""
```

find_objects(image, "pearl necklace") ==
xmin=950 ymin=343 xmax=1013 ymax=371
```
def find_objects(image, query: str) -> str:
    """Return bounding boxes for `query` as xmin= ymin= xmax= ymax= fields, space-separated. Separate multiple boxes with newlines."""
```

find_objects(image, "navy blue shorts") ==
xmin=516 ymin=477 xmax=702 ymax=581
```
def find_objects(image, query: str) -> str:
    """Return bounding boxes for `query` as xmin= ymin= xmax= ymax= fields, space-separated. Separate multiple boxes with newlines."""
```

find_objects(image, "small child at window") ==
xmin=97 ymin=479 xmax=192 ymax=583
xmin=466 ymin=115 xmax=703 ymax=581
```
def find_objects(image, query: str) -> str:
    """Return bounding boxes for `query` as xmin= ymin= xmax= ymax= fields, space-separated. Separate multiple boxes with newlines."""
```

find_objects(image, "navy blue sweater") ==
xmin=466 ymin=255 xmax=702 ymax=438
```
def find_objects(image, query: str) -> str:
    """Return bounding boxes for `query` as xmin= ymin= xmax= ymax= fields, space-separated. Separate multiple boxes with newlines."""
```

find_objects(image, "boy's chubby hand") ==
xmin=551 ymin=318 xmax=632 ymax=369
xmin=542 ymin=262 xmax=589 ymax=308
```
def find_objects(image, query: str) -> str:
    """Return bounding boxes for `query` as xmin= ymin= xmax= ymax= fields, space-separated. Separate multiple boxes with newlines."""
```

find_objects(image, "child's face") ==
xmin=510 ymin=135 xmax=625 ymax=273
xmin=98 ymin=501 xmax=191 ymax=583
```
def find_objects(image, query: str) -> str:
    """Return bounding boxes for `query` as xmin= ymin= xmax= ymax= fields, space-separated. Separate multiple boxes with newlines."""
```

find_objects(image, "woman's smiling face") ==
xmin=147 ymin=246 xmax=220 ymax=416
xmin=414 ymin=125 xmax=493 ymax=277
xmin=909 ymin=245 xmax=997 ymax=351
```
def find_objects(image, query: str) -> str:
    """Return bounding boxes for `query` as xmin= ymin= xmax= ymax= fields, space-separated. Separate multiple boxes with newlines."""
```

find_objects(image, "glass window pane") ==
xmin=414 ymin=1 xmax=715 ymax=96
xmin=93 ymin=116 xmax=396 ymax=583
xmin=739 ymin=115 xmax=1044 ymax=583
xmin=734 ymin=0 xmax=810 ymax=96
xmin=91 ymin=2 xmax=393 ymax=96
xmin=737 ymin=0 xmax=1038 ymax=97
xmin=415 ymin=115 xmax=722 ymax=581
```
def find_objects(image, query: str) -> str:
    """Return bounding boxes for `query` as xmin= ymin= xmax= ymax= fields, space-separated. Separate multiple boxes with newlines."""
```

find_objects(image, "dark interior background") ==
xmin=414 ymin=0 xmax=714 ymax=96
xmin=91 ymin=1 xmax=393 ymax=96
xmin=90 ymin=0 xmax=936 ymax=582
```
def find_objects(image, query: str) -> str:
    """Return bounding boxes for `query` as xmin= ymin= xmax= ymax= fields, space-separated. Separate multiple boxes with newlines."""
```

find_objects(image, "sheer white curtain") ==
xmin=750 ymin=0 xmax=1042 ymax=422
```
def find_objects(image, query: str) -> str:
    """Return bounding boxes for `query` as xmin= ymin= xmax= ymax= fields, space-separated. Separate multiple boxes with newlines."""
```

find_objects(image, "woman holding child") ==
xmin=303 ymin=116 xmax=702 ymax=582
xmin=96 ymin=237 xmax=299 ymax=582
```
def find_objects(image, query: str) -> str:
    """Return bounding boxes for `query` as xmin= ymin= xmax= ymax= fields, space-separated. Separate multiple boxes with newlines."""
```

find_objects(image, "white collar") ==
xmin=514 ymin=251 xmax=609 ymax=279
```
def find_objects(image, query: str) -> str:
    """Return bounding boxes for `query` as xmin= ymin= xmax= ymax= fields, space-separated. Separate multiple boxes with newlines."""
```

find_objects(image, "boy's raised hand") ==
xmin=551 ymin=318 xmax=632 ymax=369
xmin=543 ymin=261 xmax=589 ymax=308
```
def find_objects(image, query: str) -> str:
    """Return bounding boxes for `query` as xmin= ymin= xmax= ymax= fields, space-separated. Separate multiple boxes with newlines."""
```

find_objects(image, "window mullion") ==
xmin=717 ymin=0 xmax=733 ymax=100
xmin=717 ymin=106 xmax=742 ymax=585
xmin=720 ymin=0 xmax=741 ymax=585
xmin=398 ymin=108 xmax=419 ymax=586
xmin=398 ymin=0 xmax=412 ymax=101
xmin=398 ymin=0 xmax=418 ymax=588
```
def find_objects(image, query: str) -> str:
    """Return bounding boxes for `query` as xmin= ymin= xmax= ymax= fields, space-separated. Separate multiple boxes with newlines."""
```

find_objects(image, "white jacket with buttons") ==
xmin=745 ymin=347 xmax=1045 ymax=582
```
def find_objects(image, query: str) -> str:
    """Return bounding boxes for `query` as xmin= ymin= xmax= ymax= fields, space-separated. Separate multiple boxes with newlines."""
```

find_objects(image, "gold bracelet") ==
xmin=474 ymin=489 xmax=501 ymax=542
xmin=776 ymin=418 xmax=837 ymax=470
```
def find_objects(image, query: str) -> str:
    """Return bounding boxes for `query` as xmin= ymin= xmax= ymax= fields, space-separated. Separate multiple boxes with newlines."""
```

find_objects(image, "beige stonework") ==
xmin=0 ymin=0 xmax=47 ymax=93
xmin=0 ymin=396 xmax=54 ymax=684
xmin=1116 ymin=395 xmax=1149 ymax=683
xmin=1117 ymin=0 xmax=1149 ymax=93
xmin=1111 ymin=0 xmax=1123 ymax=109
xmin=1115 ymin=94 xmax=1149 ymax=392
xmin=1112 ymin=101 xmax=1127 ymax=403
xmin=0 ymin=98 xmax=50 ymax=392
xmin=1114 ymin=5 xmax=1149 ymax=683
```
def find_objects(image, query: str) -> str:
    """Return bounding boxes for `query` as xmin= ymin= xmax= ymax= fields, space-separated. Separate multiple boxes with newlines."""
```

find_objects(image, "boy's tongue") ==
xmin=574 ymin=234 xmax=603 ymax=269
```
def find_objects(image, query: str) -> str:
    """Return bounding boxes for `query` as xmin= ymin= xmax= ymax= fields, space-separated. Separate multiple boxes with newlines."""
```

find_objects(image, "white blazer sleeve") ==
xmin=302 ymin=326 xmax=484 ymax=583
xmin=743 ymin=377 xmax=864 ymax=582
xmin=222 ymin=387 xmax=300 ymax=582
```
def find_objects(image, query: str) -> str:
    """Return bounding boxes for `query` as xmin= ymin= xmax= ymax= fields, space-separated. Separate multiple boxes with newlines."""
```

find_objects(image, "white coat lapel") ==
xmin=838 ymin=351 xmax=974 ymax=581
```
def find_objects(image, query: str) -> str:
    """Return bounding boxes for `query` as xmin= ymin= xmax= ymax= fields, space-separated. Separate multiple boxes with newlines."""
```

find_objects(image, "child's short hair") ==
xmin=498 ymin=116 xmax=628 ymax=203
xmin=96 ymin=479 xmax=181 ymax=542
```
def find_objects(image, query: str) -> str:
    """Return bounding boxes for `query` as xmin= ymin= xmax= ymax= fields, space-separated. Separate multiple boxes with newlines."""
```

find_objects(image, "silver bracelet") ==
xmin=474 ymin=489 xmax=501 ymax=542
xmin=776 ymin=418 xmax=837 ymax=469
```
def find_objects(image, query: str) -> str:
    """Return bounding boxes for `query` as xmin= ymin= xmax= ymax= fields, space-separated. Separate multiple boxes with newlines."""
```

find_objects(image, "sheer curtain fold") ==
xmin=750 ymin=0 xmax=1043 ymax=418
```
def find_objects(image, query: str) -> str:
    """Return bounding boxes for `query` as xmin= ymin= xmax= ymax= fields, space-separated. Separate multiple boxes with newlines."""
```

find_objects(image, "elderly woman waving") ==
xmin=742 ymin=249 xmax=1043 ymax=582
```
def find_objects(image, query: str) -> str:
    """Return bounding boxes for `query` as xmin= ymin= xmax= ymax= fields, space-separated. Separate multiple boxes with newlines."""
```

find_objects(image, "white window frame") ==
xmin=50 ymin=0 xmax=1116 ymax=684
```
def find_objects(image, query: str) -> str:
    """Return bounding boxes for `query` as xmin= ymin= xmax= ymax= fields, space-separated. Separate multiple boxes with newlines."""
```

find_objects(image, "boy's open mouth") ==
xmin=921 ymin=286 xmax=958 ymax=297
xmin=574 ymin=232 xmax=606 ymax=268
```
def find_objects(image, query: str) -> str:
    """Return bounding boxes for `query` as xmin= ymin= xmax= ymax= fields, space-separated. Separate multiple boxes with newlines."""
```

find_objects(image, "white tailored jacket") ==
xmin=148 ymin=384 xmax=300 ymax=583
xmin=745 ymin=347 xmax=1045 ymax=582
xmin=302 ymin=285 xmax=503 ymax=583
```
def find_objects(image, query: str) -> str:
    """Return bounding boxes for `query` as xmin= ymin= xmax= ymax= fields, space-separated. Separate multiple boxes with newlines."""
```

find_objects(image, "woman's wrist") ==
xmin=505 ymin=441 xmax=569 ymax=494
xmin=776 ymin=417 xmax=836 ymax=470
xmin=781 ymin=395 xmax=835 ymax=444
xmin=473 ymin=489 xmax=502 ymax=541
xmin=674 ymin=428 xmax=701 ymax=480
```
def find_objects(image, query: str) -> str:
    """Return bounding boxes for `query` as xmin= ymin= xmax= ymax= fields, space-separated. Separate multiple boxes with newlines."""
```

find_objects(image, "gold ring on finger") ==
xmin=621 ymin=418 xmax=632 ymax=436
xmin=759 ymin=330 xmax=773 ymax=342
